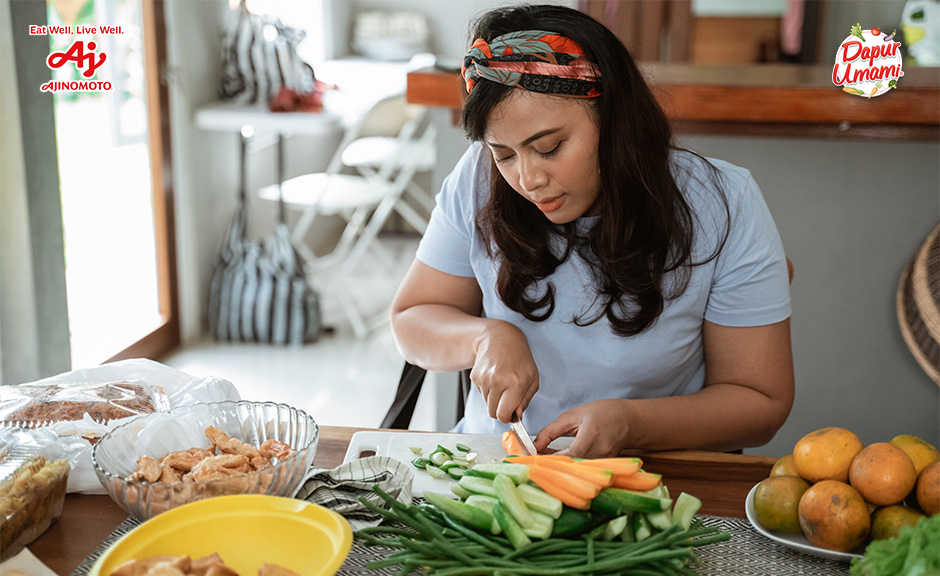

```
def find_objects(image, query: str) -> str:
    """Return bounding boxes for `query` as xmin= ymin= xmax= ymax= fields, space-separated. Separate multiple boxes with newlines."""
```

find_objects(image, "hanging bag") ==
xmin=208 ymin=136 xmax=322 ymax=346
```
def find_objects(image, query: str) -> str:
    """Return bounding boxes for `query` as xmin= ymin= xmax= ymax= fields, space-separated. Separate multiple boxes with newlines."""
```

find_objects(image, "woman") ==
xmin=391 ymin=4 xmax=794 ymax=457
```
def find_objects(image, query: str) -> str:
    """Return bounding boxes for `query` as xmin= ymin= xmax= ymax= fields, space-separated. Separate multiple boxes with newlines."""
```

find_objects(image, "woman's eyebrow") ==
xmin=486 ymin=127 xmax=562 ymax=149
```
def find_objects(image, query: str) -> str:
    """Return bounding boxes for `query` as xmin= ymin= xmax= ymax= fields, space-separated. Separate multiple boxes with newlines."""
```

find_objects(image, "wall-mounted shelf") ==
xmin=406 ymin=64 xmax=940 ymax=141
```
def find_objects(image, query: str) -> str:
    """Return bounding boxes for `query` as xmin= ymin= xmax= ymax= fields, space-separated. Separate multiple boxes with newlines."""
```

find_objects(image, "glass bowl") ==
xmin=92 ymin=401 xmax=318 ymax=521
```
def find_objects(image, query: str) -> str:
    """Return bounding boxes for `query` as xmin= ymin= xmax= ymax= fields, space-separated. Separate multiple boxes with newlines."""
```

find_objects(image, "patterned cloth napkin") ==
xmin=293 ymin=456 xmax=414 ymax=531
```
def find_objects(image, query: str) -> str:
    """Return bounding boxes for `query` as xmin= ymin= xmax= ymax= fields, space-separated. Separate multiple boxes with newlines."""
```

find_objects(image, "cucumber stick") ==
xmin=516 ymin=483 xmax=563 ymax=519
xmin=602 ymin=487 xmax=671 ymax=513
xmin=493 ymin=473 xmax=534 ymax=527
xmin=458 ymin=475 xmax=497 ymax=497
xmin=464 ymin=462 xmax=530 ymax=484
xmin=493 ymin=501 xmax=532 ymax=550
xmin=423 ymin=491 xmax=495 ymax=533
xmin=551 ymin=506 xmax=592 ymax=538
xmin=634 ymin=512 xmax=652 ymax=541
xmin=464 ymin=495 xmax=501 ymax=535
xmin=603 ymin=515 xmax=629 ymax=541
xmin=522 ymin=511 xmax=553 ymax=540
xmin=672 ymin=492 xmax=702 ymax=530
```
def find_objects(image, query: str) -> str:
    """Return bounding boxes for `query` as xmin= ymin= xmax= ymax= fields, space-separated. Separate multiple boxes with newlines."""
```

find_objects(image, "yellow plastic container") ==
xmin=89 ymin=495 xmax=352 ymax=576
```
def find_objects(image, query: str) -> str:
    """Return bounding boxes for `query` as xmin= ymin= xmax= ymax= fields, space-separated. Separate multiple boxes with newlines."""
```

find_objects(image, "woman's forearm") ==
xmin=391 ymin=304 xmax=492 ymax=373
xmin=622 ymin=382 xmax=792 ymax=453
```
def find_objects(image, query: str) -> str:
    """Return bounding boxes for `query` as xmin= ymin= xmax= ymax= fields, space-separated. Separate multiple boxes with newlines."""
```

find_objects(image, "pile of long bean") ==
xmin=355 ymin=486 xmax=730 ymax=576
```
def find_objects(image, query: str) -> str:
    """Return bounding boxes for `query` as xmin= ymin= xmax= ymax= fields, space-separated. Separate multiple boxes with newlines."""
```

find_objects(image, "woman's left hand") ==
xmin=532 ymin=399 xmax=632 ymax=458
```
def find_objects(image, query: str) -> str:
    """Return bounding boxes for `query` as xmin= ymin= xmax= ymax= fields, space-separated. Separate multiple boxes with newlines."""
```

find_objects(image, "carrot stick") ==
xmin=528 ymin=465 xmax=602 ymax=500
xmin=536 ymin=458 xmax=614 ymax=487
xmin=526 ymin=468 xmax=591 ymax=510
xmin=576 ymin=457 xmax=642 ymax=477
xmin=503 ymin=454 xmax=575 ymax=465
xmin=610 ymin=470 xmax=661 ymax=491
xmin=501 ymin=431 xmax=525 ymax=457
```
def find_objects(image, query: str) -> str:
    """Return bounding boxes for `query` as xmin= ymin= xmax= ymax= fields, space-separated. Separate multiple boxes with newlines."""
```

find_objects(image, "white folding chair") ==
xmin=257 ymin=93 xmax=436 ymax=338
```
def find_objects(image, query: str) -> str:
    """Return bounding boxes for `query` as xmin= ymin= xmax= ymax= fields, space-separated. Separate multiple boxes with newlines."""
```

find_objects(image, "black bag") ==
xmin=208 ymin=137 xmax=322 ymax=346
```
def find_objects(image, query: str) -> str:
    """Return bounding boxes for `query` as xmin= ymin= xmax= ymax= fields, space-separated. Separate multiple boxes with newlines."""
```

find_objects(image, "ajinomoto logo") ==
xmin=832 ymin=23 xmax=903 ymax=98
xmin=30 ymin=24 xmax=121 ymax=92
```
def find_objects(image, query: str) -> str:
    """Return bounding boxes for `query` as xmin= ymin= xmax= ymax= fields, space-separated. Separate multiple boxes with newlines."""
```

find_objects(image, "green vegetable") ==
xmin=494 ymin=473 xmax=534 ymax=528
xmin=672 ymin=492 xmax=702 ymax=531
xmin=851 ymin=23 xmax=865 ymax=41
xmin=516 ymin=483 xmax=563 ymax=519
xmin=409 ymin=446 xmax=423 ymax=455
xmin=424 ymin=490 xmax=496 ymax=534
xmin=850 ymin=514 xmax=940 ymax=576
xmin=357 ymin=484 xmax=731 ymax=575
xmin=455 ymin=442 xmax=472 ymax=452
xmin=464 ymin=462 xmax=530 ymax=484
xmin=551 ymin=506 xmax=594 ymax=538
xmin=493 ymin=501 xmax=533 ymax=550
xmin=601 ymin=487 xmax=671 ymax=514
xmin=888 ymin=79 xmax=898 ymax=89
xmin=411 ymin=458 xmax=431 ymax=469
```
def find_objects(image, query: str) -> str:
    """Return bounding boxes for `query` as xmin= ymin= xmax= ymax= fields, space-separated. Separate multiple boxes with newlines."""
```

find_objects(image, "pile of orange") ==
xmin=753 ymin=428 xmax=939 ymax=554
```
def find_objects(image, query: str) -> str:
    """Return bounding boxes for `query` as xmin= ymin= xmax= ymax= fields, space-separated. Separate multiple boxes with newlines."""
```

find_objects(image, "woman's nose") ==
xmin=518 ymin=158 xmax=548 ymax=192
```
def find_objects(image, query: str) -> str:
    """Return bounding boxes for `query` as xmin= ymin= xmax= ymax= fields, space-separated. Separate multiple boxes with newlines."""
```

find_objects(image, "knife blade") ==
xmin=509 ymin=415 xmax=537 ymax=456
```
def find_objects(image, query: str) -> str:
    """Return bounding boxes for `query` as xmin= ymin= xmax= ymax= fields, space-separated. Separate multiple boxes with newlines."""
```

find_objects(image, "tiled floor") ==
xmin=162 ymin=235 xmax=461 ymax=433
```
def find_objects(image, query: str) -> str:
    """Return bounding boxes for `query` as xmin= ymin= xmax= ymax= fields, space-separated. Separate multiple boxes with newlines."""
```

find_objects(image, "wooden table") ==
xmin=29 ymin=426 xmax=776 ymax=575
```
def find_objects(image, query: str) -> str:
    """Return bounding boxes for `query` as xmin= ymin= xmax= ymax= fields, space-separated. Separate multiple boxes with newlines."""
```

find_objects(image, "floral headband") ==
xmin=461 ymin=30 xmax=602 ymax=98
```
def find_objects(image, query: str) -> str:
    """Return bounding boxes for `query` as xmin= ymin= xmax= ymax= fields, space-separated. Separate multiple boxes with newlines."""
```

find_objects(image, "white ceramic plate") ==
xmin=745 ymin=483 xmax=864 ymax=563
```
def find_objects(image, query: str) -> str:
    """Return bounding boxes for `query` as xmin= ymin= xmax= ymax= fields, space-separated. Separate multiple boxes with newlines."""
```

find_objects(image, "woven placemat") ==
xmin=70 ymin=513 xmax=849 ymax=576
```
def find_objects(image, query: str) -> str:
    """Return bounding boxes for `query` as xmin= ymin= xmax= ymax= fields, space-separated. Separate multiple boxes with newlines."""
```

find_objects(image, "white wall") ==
xmin=165 ymin=0 xmax=344 ymax=344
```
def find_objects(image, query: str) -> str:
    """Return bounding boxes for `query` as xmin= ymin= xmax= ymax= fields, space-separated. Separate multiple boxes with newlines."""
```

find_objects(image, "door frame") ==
xmin=107 ymin=0 xmax=179 ymax=362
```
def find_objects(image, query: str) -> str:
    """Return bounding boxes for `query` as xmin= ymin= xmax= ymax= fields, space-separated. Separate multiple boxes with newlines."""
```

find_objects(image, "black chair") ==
xmin=380 ymin=363 xmax=472 ymax=429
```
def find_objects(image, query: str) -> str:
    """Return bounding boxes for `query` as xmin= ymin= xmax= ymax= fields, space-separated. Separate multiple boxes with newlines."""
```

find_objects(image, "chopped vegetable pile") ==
xmin=357 ymin=442 xmax=731 ymax=575
xmin=850 ymin=514 xmax=940 ymax=576
xmin=358 ymin=485 xmax=729 ymax=576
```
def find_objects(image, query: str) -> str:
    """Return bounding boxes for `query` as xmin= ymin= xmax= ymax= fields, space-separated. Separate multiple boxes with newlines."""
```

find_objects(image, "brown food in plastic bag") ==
xmin=0 ymin=380 xmax=170 ymax=429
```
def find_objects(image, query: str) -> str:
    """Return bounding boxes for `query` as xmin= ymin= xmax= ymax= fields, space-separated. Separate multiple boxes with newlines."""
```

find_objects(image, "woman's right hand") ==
xmin=470 ymin=320 xmax=540 ymax=424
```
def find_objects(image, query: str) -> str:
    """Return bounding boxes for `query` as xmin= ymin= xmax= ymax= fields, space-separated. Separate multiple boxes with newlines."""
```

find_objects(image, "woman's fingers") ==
xmin=533 ymin=412 xmax=577 ymax=452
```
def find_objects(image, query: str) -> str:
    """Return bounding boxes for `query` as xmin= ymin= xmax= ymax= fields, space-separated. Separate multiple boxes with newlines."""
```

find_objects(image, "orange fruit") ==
xmin=870 ymin=505 xmax=925 ymax=541
xmin=890 ymin=434 xmax=940 ymax=476
xmin=798 ymin=480 xmax=870 ymax=553
xmin=916 ymin=461 xmax=940 ymax=516
xmin=770 ymin=454 xmax=800 ymax=478
xmin=848 ymin=442 xmax=917 ymax=506
xmin=753 ymin=475 xmax=811 ymax=534
xmin=793 ymin=427 xmax=863 ymax=483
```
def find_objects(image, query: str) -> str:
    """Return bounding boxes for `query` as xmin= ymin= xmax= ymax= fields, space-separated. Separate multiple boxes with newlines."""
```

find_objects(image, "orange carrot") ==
xmin=576 ymin=457 xmax=642 ymax=477
xmin=536 ymin=458 xmax=614 ymax=487
xmin=528 ymin=465 xmax=602 ymax=500
xmin=610 ymin=470 xmax=661 ymax=491
xmin=501 ymin=430 xmax=525 ymax=457
xmin=503 ymin=454 xmax=575 ymax=465
xmin=526 ymin=470 xmax=591 ymax=510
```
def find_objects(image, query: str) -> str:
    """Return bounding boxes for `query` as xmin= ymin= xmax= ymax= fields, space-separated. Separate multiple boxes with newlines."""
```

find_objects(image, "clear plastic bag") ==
xmin=0 ymin=380 xmax=170 ymax=430
xmin=0 ymin=429 xmax=70 ymax=561
xmin=0 ymin=359 xmax=241 ymax=493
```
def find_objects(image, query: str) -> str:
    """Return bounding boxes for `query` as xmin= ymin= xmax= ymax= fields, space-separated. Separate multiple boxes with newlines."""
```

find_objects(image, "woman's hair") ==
xmin=463 ymin=4 xmax=728 ymax=336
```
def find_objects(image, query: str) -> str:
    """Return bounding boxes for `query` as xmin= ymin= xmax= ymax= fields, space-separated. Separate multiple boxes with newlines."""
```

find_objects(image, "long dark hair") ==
xmin=463 ymin=4 xmax=728 ymax=336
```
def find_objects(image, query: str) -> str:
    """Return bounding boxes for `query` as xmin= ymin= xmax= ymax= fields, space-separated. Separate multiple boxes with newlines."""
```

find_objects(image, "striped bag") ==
xmin=208 ymin=139 xmax=322 ymax=346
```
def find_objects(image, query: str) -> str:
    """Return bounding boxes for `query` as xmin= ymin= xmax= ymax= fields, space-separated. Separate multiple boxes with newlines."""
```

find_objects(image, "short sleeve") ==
xmin=415 ymin=143 xmax=488 ymax=278
xmin=704 ymin=168 xmax=791 ymax=327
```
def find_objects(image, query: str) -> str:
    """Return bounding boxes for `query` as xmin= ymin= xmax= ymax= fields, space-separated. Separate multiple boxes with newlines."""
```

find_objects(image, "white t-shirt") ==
xmin=415 ymin=143 xmax=790 ymax=436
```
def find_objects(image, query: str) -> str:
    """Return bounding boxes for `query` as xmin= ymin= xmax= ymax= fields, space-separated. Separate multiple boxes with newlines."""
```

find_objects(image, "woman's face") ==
xmin=484 ymin=90 xmax=601 ymax=224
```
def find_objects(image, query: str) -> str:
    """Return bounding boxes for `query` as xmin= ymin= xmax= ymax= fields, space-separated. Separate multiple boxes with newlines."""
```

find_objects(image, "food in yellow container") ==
xmin=0 ymin=431 xmax=71 ymax=561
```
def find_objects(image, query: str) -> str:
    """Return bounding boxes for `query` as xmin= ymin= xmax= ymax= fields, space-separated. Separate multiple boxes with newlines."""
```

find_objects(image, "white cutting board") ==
xmin=342 ymin=431 xmax=574 ymax=496
xmin=342 ymin=431 xmax=508 ymax=496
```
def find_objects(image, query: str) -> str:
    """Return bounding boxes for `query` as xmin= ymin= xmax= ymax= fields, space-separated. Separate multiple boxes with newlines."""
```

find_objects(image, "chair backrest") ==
xmin=324 ymin=93 xmax=429 ymax=175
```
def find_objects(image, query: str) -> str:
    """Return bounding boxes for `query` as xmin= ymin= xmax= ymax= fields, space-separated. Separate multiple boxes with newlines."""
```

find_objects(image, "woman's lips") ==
xmin=536 ymin=195 xmax=565 ymax=213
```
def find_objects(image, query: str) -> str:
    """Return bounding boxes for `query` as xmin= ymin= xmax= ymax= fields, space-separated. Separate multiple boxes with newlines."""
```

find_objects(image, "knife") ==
xmin=509 ymin=414 xmax=537 ymax=456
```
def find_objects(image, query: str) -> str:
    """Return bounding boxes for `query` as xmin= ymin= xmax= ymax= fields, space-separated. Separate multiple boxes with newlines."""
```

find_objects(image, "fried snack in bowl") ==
xmin=92 ymin=402 xmax=317 ymax=521
xmin=88 ymin=495 xmax=351 ymax=576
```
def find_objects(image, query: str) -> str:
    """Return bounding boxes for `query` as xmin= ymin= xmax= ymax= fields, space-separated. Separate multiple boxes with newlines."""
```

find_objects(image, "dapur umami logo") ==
xmin=30 ymin=24 xmax=121 ymax=93
xmin=832 ymin=23 xmax=903 ymax=98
